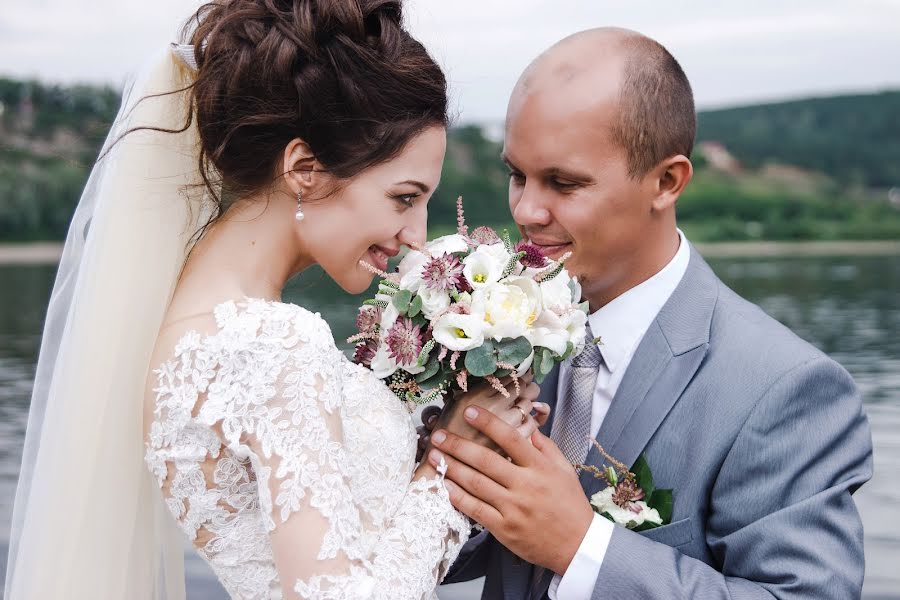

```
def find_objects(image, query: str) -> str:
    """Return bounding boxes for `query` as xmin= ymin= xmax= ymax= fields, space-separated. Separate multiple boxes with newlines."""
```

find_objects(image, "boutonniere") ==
xmin=577 ymin=440 xmax=673 ymax=532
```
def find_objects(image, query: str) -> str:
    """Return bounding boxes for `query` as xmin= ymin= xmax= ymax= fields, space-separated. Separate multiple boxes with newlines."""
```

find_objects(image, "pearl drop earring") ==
xmin=295 ymin=190 xmax=305 ymax=222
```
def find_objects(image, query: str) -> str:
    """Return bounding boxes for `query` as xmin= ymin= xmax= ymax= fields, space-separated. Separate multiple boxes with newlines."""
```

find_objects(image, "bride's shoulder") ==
xmin=214 ymin=297 xmax=338 ymax=351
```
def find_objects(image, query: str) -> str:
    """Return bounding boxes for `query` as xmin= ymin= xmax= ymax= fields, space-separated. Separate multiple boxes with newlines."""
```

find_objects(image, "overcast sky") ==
xmin=2 ymin=0 xmax=899 ymax=122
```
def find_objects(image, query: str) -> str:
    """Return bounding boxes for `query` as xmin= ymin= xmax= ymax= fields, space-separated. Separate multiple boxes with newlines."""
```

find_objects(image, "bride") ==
xmin=3 ymin=1 xmax=546 ymax=598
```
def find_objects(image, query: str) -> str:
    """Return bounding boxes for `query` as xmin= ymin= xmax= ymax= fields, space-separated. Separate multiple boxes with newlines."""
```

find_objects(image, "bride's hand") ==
xmin=416 ymin=373 xmax=549 ymax=459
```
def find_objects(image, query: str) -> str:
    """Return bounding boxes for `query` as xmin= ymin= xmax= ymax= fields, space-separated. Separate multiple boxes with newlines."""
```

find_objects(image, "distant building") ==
xmin=696 ymin=141 xmax=741 ymax=174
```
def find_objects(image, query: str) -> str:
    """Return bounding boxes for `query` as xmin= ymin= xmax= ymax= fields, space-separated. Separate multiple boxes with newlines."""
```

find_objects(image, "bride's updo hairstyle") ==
xmin=184 ymin=0 xmax=448 ymax=208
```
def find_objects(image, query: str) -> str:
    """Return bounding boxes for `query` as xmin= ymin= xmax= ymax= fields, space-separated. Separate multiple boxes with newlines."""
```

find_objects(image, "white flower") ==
xmin=463 ymin=243 xmax=510 ymax=289
xmin=397 ymin=251 xmax=429 ymax=292
xmin=540 ymin=271 xmax=580 ymax=310
xmin=480 ymin=276 xmax=542 ymax=341
xmin=370 ymin=343 xmax=399 ymax=379
xmin=418 ymin=286 xmax=452 ymax=320
xmin=530 ymin=307 xmax=588 ymax=356
xmin=589 ymin=487 xmax=662 ymax=529
xmin=432 ymin=312 xmax=487 ymax=352
xmin=426 ymin=234 xmax=470 ymax=256
xmin=379 ymin=301 xmax=400 ymax=333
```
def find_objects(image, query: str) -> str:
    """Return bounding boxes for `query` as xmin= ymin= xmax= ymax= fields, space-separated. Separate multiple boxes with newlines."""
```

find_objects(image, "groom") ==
xmin=425 ymin=28 xmax=873 ymax=598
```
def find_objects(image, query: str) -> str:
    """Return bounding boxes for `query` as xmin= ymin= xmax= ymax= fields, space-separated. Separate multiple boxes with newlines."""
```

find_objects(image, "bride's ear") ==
xmin=281 ymin=138 xmax=320 ymax=196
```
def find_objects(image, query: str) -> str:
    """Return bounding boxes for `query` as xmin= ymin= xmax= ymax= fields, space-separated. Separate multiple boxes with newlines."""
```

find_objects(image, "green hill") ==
xmin=696 ymin=91 xmax=900 ymax=189
xmin=1 ymin=76 xmax=899 ymax=242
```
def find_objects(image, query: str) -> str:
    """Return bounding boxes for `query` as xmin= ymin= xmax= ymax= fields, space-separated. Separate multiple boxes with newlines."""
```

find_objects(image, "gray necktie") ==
xmin=551 ymin=325 xmax=603 ymax=465
xmin=529 ymin=324 xmax=603 ymax=599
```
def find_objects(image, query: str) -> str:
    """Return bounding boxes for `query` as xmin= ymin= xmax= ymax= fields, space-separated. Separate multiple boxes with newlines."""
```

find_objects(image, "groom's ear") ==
xmin=649 ymin=155 xmax=693 ymax=213
xmin=281 ymin=137 xmax=322 ymax=195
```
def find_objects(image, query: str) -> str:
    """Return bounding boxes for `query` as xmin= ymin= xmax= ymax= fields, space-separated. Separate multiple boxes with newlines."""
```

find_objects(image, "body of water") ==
xmin=1 ymin=252 xmax=898 ymax=598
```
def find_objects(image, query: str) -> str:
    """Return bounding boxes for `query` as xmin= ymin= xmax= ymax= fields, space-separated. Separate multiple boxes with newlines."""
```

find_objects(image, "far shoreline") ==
xmin=1 ymin=239 xmax=899 ymax=266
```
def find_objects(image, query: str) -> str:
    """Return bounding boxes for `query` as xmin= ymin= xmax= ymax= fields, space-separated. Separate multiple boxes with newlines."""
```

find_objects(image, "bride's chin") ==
xmin=336 ymin=269 xmax=375 ymax=296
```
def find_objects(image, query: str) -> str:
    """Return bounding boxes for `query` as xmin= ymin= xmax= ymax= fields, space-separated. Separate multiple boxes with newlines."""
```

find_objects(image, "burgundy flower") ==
xmin=611 ymin=478 xmax=645 ymax=508
xmin=421 ymin=253 xmax=465 ymax=292
xmin=352 ymin=338 xmax=378 ymax=368
xmin=385 ymin=317 xmax=424 ymax=366
xmin=514 ymin=240 xmax=549 ymax=269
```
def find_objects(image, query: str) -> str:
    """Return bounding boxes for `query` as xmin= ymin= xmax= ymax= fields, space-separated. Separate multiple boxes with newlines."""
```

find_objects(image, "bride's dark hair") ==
xmin=183 ymin=0 xmax=447 ymax=210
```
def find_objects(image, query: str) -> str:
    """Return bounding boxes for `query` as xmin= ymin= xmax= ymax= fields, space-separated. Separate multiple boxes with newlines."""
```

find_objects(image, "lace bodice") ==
xmin=144 ymin=298 xmax=468 ymax=599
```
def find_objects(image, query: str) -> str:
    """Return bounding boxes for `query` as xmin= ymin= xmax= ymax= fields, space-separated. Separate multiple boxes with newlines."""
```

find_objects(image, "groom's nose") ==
xmin=511 ymin=185 xmax=553 ymax=228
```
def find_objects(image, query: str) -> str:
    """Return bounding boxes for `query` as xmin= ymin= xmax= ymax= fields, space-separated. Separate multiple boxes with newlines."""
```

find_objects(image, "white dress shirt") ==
xmin=548 ymin=230 xmax=691 ymax=599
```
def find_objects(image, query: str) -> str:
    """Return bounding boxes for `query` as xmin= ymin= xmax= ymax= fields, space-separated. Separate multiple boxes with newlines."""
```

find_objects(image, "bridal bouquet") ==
xmin=350 ymin=198 xmax=589 ymax=406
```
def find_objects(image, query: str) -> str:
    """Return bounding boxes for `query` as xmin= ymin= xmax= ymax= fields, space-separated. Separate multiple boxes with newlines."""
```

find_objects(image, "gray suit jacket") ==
xmin=443 ymin=246 xmax=873 ymax=599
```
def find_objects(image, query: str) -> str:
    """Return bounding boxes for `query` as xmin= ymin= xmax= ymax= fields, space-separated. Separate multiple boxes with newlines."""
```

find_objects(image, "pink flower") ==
xmin=469 ymin=226 xmax=500 ymax=245
xmin=356 ymin=305 xmax=382 ymax=334
xmin=385 ymin=318 xmax=424 ymax=366
xmin=421 ymin=253 xmax=465 ymax=292
xmin=514 ymin=240 xmax=549 ymax=268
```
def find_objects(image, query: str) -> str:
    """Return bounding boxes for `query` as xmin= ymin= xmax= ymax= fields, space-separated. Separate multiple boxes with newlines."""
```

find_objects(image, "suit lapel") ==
xmin=579 ymin=246 xmax=718 ymax=496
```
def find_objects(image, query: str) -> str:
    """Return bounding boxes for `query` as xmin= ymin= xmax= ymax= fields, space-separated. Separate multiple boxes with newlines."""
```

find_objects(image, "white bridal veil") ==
xmin=4 ymin=45 xmax=211 ymax=599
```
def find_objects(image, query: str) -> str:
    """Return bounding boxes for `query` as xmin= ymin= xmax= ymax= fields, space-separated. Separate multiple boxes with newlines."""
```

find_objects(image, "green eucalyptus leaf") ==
xmin=415 ymin=356 xmax=441 ymax=382
xmin=497 ymin=336 xmax=532 ymax=365
xmin=632 ymin=454 xmax=655 ymax=498
xmin=465 ymin=341 xmax=498 ymax=377
xmin=408 ymin=294 xmax=423 ymax=318
xmin=561 ymin=341 xmax=575 ymax=361
xmin=392 ymin=289 xmax=413 ymax=313
xmin=540 ymin=347 xmax=555 ymax=376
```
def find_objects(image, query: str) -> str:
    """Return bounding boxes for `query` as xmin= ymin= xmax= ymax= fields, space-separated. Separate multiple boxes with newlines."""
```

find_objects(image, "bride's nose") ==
xmin=397 ymin=214 xmax=427 ymax=249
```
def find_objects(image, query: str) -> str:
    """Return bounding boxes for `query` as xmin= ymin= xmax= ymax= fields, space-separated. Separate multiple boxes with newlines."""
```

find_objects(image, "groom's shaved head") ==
xmin=511 ymin=27 xmax=695 ymax=179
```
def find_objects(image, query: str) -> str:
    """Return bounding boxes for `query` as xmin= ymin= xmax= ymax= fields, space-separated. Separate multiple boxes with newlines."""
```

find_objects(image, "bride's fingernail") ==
xmin=429 ymin=449 xmax=443 ymax=465
xmin=464 ymin=407 xmax=478 ymax=420
xmin=432 ymin=430 xmax=446 ymax=445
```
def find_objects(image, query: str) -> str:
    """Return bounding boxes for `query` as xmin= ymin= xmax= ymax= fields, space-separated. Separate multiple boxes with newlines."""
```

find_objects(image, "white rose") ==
xmin=370 ymin=343 xmax=399 ymax=379
xmin=463 ymin=243 xmax=510 ymax=289
xmin=418 ymin=286 xmax=451 ymax=320
xmin=589 ymin=487 xmax=662 ymax=529
xmin=482 ymin=277 xmax=542 ymax=342
xmin=539 ymin=274 xmax=573 ymax=310
xmin=426 ymin=234 xmax=470 ymax=256
xmin=432 ymin=312 xmax=487 ymax=352
xmin=397 ymin=251 xmax=429 ymax=292
xmin=530 ymin=307 xmax=587 ymax=356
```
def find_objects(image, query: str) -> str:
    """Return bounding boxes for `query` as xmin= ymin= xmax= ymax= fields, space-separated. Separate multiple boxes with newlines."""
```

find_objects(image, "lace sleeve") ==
xmin=206 ymin=303 xmax=468 ymax=599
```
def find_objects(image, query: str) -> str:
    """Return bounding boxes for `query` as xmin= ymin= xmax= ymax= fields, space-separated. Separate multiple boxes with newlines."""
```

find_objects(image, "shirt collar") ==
xmin=588 ymin=230 xmax=691 ymax=372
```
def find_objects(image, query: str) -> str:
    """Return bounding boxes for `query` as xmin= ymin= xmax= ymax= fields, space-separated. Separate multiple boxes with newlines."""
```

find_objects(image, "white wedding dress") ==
xmin=144 ymin=297 xmax=469 ymax=599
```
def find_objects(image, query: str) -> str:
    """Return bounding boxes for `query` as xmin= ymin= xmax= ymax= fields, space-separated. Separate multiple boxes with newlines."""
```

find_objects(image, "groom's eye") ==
xmin=508 ymin=170 xmax=525 ymax=185
xmin=550 ymin=178 xmax=579 ymax=191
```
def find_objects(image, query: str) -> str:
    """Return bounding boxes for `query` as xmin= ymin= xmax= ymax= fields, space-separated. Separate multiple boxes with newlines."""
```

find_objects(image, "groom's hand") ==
xmin=427 ymin=405 xmax=594 ymax=576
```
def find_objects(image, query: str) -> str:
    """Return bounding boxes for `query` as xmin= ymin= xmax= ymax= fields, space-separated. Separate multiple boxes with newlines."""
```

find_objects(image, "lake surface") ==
xmin=1 ymin=252 xmax=898 ymax=598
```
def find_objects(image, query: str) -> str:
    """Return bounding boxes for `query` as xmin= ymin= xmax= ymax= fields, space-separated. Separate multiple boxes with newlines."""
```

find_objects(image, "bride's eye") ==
xmin=392 ymin=193 xmax=420 ymax=209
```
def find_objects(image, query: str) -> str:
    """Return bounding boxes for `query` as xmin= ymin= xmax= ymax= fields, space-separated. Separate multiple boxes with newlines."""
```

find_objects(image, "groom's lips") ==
xmin=528 ymin=239 xmax=573 ymax=258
